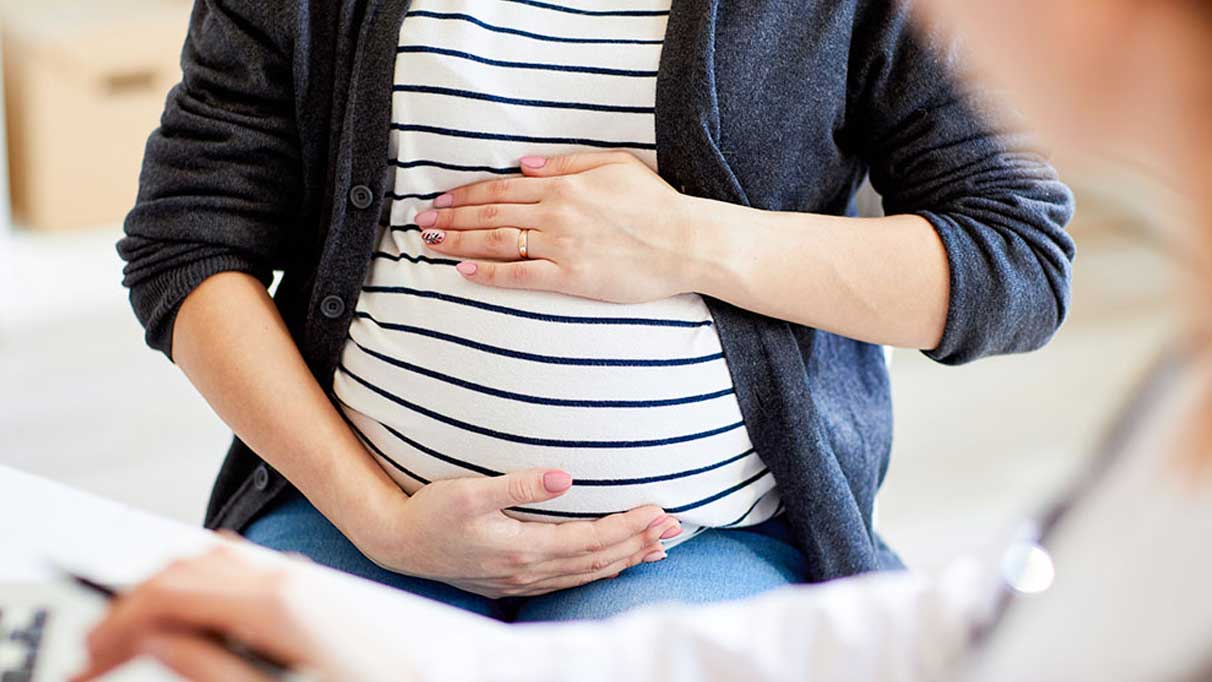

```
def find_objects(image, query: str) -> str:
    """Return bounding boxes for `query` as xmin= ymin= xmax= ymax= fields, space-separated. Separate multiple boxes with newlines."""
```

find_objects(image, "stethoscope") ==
xmin=970 ymin=345 xmax=1193 ymax=648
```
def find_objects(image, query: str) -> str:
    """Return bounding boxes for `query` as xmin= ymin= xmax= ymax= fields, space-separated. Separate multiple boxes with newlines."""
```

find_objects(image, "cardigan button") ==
xmin=320 ymin=294 xmax=346 ymax=319
xmin=253 ymin=464 xmax=270 ymax=491
xmin=349 ymin=184 xmax=375 ymax=210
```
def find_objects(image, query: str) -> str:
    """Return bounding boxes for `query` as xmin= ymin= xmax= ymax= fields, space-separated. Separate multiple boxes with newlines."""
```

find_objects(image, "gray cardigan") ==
xmin=120 ymin=0 xmax=1075 ymax=582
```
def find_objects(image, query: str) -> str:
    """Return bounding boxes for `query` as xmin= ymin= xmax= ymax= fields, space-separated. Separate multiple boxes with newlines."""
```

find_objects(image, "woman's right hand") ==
xmin=358 ymin=469 xmax=682 ymax=598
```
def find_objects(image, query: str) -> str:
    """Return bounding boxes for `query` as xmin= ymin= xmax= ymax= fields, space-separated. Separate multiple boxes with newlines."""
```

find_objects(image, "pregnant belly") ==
xmin=334 ymin=239 xmax=779 ymax=537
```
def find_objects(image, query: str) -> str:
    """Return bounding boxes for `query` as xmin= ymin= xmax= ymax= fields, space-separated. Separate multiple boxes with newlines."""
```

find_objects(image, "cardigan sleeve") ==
xmin=117 ymin=0 xmax=302 ymax=361
xmin=847 ymin=2 xmax=1076 ymax=366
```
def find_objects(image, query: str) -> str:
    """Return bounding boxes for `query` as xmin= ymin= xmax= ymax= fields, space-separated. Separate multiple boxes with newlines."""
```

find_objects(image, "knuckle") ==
xmin=488 ymin=179 xmax=513 ymax=199
xmin=479 ymin=205 xmax=501 ymax=223
xmin=507 ymin=475 xmax=533 ymax=504
xmin=560 ymin=259 xmax=583 ymax=284
xmin=486 ymin=229 xmax=510 ymax=248
xmin=633 ymin=509 xmax=664 ymax=532
xmin=549 ymin=204 xmax=577 ymax=225
xmin=582 ymin=527 xmax=606 ymax=554
xmin=508 ymin=265 xmax=532 ymax=286
xmin=447 ymin=482 xmax=479 ymax=515
xmin=548 ymin=235 xmax=569 ymax=260
xmin=536 ymin=206 xmax=559 ymax=226
xmin=546 ymin=177 xmax=571 ymax=198
xmin=589 ymin=556 xmax=611 ymax=573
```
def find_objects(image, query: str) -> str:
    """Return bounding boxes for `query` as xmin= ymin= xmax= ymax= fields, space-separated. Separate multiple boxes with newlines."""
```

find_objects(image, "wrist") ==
xmin=676 ymin=194 xmax=753 ymax=299
xmin=327 ymin=467 xmax=418 ymax=569
xmin=352 ymin=494 xmax=423 ymax=575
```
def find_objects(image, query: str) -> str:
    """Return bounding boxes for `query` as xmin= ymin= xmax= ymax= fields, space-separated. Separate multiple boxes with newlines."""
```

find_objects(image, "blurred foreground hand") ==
xmin=70 ymin=538 xmax=403 ymax=682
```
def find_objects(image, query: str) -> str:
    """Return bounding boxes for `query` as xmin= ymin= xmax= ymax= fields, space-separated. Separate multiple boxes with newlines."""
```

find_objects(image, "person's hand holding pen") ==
xmin=70 ymin=541 xmax=354 ymax=682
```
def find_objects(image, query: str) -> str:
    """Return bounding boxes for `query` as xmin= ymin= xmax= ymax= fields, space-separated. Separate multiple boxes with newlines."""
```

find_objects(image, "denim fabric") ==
xmin=244 ymin=489 xmax=809 ymax=622
xmin=120 ymin=0 xmax=1074 ymax=583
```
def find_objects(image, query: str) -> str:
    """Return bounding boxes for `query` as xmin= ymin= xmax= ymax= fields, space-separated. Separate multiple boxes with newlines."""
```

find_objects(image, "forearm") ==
xmin=373 ymin=558 xmax=993 ymax=682
xmin=171 ymin=272 xmax=404 ymax=546
xmin=682 ymin=197 xmax=951 ymax=350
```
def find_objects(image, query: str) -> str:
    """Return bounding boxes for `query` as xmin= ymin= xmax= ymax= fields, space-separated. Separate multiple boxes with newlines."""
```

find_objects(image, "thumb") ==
xmin=479 ymin=469 xmax=573 ymax=512
xmin=518 ymin=151 xmax=632 ymax=177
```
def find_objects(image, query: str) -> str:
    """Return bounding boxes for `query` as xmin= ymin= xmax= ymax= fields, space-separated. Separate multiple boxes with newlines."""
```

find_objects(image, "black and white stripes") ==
xmin=335 ymin=0 xmax=780 ymax=545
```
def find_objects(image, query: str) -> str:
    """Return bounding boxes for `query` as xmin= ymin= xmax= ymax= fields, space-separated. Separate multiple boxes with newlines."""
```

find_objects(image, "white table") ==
xmin=0 ymin=465 xmax=215 ymax=585
xmin=0 ymin=465 xmax=220 ymax=681
xmin=0 ymin=464 xmax=495 ymax=682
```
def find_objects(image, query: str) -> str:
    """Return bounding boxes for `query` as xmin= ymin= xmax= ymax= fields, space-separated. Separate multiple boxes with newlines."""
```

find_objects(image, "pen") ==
xmin=57 ymin=566 xmax=295 ymax=680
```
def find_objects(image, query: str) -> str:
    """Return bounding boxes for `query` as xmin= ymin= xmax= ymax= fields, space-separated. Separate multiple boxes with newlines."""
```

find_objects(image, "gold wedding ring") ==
xmin=518 ymin=228 xmax=530 ymax=259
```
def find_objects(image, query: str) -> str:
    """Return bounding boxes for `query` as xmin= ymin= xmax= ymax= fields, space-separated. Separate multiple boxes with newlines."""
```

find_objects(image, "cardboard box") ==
xmin=1 ymin=1 xmax=191 ymax=231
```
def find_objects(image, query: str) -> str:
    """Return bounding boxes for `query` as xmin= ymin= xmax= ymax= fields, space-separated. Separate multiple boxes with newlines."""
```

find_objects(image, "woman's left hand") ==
xmin=414 ymin=151 xmax=699 ymax=303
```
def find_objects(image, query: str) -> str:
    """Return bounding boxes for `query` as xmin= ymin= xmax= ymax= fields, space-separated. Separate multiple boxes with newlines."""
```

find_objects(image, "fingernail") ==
xmin=520 ymin=156 xmax=547 ymax=169
xmin=415 ymin=210 xmax=438 ymax=227
xmin=543 ymin=470 xmax=573 ymax=492
xmin=456 ymin=262 xmax=478 ymax=276
xmin=643 ymin=551 xmax=667 ymax=563
xmin=647 ymin=515 xmax=671 ymax=530
xmin=660 ymin=524 xmax=683 ymax=540
xmin=433 ymin=193 xmax=454 ymax=208
xmin=421 ymin=230 xmax=446 ymax=245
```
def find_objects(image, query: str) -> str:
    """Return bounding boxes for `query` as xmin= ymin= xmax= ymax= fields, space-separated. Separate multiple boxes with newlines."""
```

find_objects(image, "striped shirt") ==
xmin=335 ymin=0 xmax=781 ymax=545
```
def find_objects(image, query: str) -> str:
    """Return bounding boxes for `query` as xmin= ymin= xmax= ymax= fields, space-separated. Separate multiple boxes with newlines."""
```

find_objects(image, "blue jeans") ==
xmin=244 ymin=489 xmax=808 ymax=622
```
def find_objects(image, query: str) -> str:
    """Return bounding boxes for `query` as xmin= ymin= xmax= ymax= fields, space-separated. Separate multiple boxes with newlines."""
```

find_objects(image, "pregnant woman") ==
xmin=120 ymin=0 xmax=1073 ymax=621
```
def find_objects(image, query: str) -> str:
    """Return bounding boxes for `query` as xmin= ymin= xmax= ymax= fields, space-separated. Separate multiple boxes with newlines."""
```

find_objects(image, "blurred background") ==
xmin=0 ymin=1 xmax=1179 ymax=570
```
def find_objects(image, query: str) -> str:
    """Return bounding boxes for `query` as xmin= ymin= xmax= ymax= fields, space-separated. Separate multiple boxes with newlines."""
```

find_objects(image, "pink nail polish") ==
xmin=647 ymin=515 xmax=671 ymax=530
xmin=415 ymin=210 xmax=438 ymax=227
xmin=456 ymin=262 xmax=478 ymax=276
xmin=433 ymin=193 xmax=454 ymax=208
xmin=643 ymin=551 xmax=667 ymax=563
xmin=660 ymin=524 xmax=683 ymax=540
xmin=520 ymin=156 xmax=547 ymax=169
xmin=421 ymin=230 xmax=445 ymax=245
xmin=543 ymin=470 xmax=573 ymax=492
